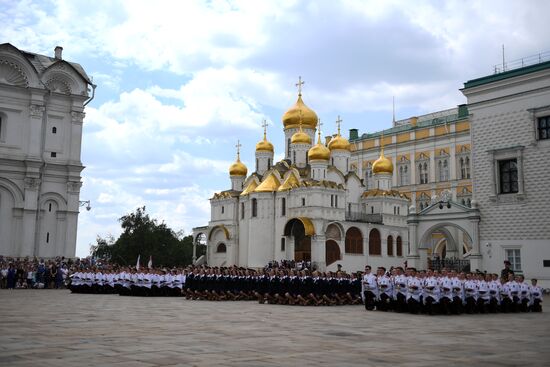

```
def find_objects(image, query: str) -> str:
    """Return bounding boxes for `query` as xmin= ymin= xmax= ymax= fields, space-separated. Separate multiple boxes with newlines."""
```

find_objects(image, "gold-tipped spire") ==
xmin=327 ymin=115 xmax=350 ymax=151
xmin=256 ymin=119 xmax=274 ymax=153
xmin=296 ymin=76 xmax=304 ymax=96
xmin=229 ymin=140 xmax=248 ymax=176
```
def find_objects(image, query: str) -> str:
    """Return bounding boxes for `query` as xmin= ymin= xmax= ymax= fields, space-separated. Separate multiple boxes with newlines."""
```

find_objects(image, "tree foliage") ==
xmin=90 ymin=207 xmax=204 ymax=268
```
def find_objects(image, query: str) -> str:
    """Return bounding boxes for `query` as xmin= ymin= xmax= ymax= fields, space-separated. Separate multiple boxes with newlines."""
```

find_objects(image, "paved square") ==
xmin=0 ymin=290 xmax=549 ymax=367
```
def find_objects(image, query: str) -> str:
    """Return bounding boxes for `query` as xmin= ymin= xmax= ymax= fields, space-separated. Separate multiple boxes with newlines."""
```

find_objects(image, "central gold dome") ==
xmin=372 ymin=152 xmax=393 ymax=175
xmin=282 ymin=94 xmax=318 ymax=129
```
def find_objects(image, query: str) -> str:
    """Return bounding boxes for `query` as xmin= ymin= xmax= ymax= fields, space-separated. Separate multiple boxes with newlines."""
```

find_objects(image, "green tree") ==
xmin=91 ymin=207 xmax=195 ymax=268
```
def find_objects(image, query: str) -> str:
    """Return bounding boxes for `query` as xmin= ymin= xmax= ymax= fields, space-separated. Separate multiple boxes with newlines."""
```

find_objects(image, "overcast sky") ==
xmin=2 ymin=0 xmax=549 ymax=257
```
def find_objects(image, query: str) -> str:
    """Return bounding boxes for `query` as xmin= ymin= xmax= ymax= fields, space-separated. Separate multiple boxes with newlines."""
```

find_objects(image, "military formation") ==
xmin=362 ymin=266 xmax=543 ymax=314
xmin=69 ymin=265 xmax=544 ymax=314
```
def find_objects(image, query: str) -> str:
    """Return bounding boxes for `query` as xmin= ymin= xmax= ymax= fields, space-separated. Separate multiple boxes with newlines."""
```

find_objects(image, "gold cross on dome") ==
xmin=317 ymin=119 xmax=323 ymax=140
xmin=336 ymin=115 xmax=343 ymax=135
xmin=295 ymin=76 xmax=305 ymax=95
xmin=261 ymin=119 xmax=269 ymax=136
xmin=235 ymin=140 xmax=242 ymax=159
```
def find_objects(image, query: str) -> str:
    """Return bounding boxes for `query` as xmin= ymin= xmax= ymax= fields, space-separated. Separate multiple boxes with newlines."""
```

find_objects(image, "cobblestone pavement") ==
xmin=0 ymin=290 xmax=549 ymax=367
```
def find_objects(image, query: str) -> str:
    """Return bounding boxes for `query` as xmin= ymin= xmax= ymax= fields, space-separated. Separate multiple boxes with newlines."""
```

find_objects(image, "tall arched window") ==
xmin=216 ymin=243 xmax=226 ymax=253
xmin=396 ymin=236 xmax=403 ymax=256
xmin=281 ymin=197 xmax=286 ymax=216
xmin=345 ymin=227 xmax=363 ymax=254
xmin=369 ymin=228 xmax=381 ymax=255
xmin=419 ymin=162 xmax=429 ymax=184
xmin=252 ymin=198 xmax=257 ymax=217
xmin=387 ymin=235 xmax=393 ymax=256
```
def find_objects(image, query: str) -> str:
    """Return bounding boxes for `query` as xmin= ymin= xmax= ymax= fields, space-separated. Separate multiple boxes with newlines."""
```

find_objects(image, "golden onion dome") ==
xmin=327 ymin=116 xmax=351 ymax=151
xmin=308 ymin=124 xmax=330 ymax=161
xmin=291 ymin=126 xmax=312 ymax=145
xmin=282 ymin=94 xmax=318 ymax=129
xmin=327 ymin=134 xmax=351 ymax=151
xmin=229 ymin=159 xmax=247 ymax=176
xmin=372 ymin=151 xmax=393 ymax=175
xmin=308 ymin=141 xmax=330 ymax=161
xmin=255 ymin=123 xmax=274 ymax=153
xmin=229 ymin=141 xmax=247 ymax=176
xmin=256 ymin=138 xmax=274 ymax=153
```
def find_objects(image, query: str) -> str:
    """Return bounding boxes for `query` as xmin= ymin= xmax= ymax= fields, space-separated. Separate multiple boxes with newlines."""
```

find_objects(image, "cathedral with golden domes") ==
xmin=195 ymin=79 xmax=409 ymax=272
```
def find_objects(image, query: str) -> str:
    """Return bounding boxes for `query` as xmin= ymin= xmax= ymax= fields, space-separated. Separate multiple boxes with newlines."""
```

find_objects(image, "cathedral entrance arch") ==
xmin=408 ymin=198 xmax=481 ymax=271
xmin=284 ymin=217 xmax=315 ymax=262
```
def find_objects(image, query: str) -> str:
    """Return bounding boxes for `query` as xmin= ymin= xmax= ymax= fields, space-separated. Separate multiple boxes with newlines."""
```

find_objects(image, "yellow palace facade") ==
xmin=348 ymin=106 xmax=473 ymax=258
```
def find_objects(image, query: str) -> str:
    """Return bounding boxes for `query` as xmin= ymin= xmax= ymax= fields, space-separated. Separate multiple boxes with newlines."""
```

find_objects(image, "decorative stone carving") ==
xmin=29 ymin=104 xmax=45 ymax=119
xmin=67 ymin=181 xmax=82 ymax=193
xmin=45 ymin=77 xmax=71 ymax=95
xmin=71 ymin=111 xmax=85 ymax=124
xmin=439 ymin=189 xmax=452 ymax=203
xmin=24 ymin=177 xmax=41 ymax=190
xmin=0 ymin=59 xmax=29 ymax=87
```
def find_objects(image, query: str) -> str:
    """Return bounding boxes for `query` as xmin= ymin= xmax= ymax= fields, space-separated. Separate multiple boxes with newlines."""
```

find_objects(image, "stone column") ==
xmin=429 ymin=151 xmax=436 ymax=183
xmin=469 ymin=213 xmax=482 ymax=271
xmin=516 ymin=147 xmax=524 ymax=197
xmin=311 ymin=234 xmax=326 ymax=271
xmin=407 ymin=217 xmax=420 ymax=268
xmin=28 ymin=104 xmax=45 ymax=159
xmin=410 ymin=153 xmax=416 ymax=185
xmin=450 ymin=145 xmax=457 ymax=181
xmin=22 ymin=177 xmax=41 ymax=256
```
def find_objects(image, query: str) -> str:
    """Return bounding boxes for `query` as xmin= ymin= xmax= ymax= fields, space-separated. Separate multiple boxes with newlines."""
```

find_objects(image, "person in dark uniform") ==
xmin=500 ymin=260 xmax=515 ymax=279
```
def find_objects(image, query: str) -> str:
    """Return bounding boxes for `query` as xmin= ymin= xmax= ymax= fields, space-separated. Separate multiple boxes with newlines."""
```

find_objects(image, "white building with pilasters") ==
xmin=461 ymin=59 xmax=550 ymax=286
xmin=0 ymin=43 xmax=94 ymax=258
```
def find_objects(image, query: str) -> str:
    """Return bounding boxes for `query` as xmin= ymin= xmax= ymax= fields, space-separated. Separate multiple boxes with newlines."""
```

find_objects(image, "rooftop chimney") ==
xmin=54 ymin=46 xmax=63 ymax=60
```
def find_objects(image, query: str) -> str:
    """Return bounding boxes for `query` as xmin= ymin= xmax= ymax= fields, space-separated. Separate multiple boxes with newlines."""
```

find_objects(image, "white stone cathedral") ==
xmin=0 ymin=43 xmax=93 ymax=258
xmin=195 ymin=80 xmax=409 ymax=272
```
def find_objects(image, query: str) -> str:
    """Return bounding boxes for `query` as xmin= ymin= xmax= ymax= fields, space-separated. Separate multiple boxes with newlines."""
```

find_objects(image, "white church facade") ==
xmin=195 ymin=82 xmax=411 ymax=272
xmin=0 ymin=43 xmax=93 ymax=258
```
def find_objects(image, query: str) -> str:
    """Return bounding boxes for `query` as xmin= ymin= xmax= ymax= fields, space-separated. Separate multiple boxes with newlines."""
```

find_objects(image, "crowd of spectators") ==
xmin=264 ymin=260 xmax=312 ymax=271
xmin=0 ymin=256 xmax=80 ymax=289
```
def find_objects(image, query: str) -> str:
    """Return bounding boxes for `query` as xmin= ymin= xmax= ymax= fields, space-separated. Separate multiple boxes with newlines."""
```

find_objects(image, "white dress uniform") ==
xmin=439 ymin=276 xmax=453 ymax=301
xmin=488 ymin=280 xmax=501 ymax=304
xmin=362 ymin=273 xmax=379 ymax=300
xmin=423 ymin=277 xmax=440 ymax=304
xmin=463 ymin=279 xmax=478 ymax=302
xmin=406 ymin=277 xmax=422 ymax=302
xmin=529 ymin=285 xmax=543 ymax=306
xmin=377 ymin=275 xmax=393 ymax=299
xmin=477 ymin=280 xmax=490 ymax=302
xmin=519 ymin=281 xmax=531 ymax=302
